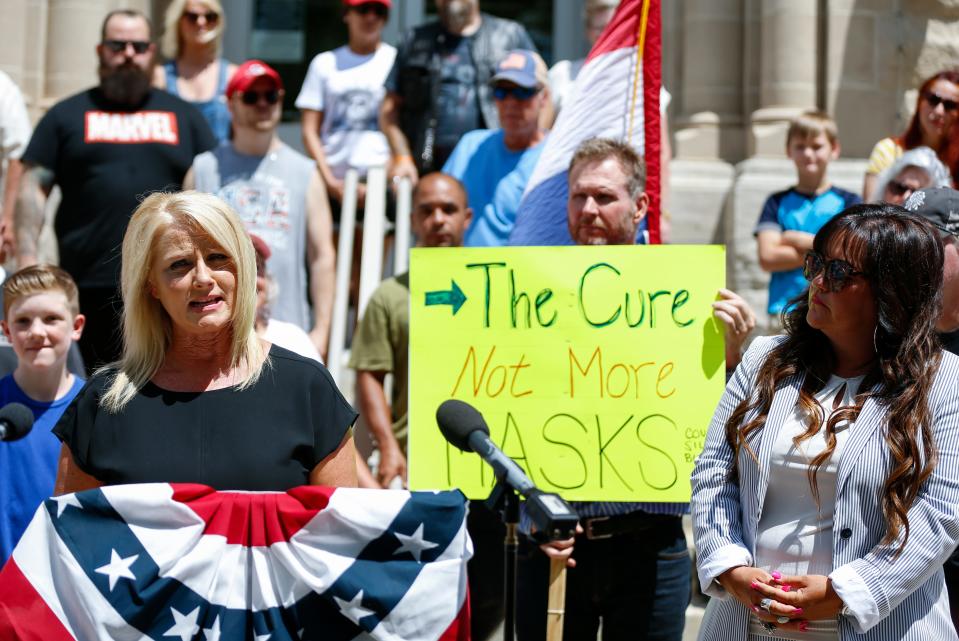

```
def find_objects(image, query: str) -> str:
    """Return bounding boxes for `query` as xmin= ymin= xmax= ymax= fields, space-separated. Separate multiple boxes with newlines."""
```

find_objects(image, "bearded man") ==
xmin=16 ymin=9 xmax=216 ymax=369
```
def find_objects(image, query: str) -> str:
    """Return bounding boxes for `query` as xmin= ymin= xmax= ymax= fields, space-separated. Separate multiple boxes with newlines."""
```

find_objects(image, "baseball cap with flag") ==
xmin=226 ymin=60 xmax=283 ymax=99
xmin=903 ymin=187 xmax=959 ymax=238
xmin=490 ymin=50 xmax=548 ymax=89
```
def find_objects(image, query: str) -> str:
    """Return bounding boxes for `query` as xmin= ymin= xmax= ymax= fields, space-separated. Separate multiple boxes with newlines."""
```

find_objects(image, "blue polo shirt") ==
xmin=755 ymin=186 xmax=861 ymax=314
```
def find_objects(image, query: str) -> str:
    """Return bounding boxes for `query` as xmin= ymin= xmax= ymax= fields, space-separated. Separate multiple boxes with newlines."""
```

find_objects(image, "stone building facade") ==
xmin=1 ymin=0 xmax=958 ymax=316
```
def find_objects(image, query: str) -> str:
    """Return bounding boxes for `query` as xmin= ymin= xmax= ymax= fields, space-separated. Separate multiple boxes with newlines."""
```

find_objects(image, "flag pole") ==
xmin=546 ymin=558 xmax=567 ymax=641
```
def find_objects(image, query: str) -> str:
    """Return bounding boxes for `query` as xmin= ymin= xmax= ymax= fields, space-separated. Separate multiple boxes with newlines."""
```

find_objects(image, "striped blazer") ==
xmin=691 ymin=335 xmax=959 ymax=641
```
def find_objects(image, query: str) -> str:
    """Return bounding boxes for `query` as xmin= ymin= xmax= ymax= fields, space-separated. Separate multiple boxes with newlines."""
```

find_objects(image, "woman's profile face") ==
xmin=918 ymin=78 xmax=959 ymax=144
xmin=882 ymin=165 xmax=931 ymax=206
xmin=148 ymin=225 xmax=237 ymax=338
xmin=806 ymin=239 xmax=878 ymax=341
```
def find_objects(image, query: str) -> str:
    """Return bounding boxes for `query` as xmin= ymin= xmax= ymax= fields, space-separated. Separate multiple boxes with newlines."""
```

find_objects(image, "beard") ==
xmin=439 ymin=0 xmax=475 ymax=33
xmin=98 ymin=61 xmax=152 ymax=106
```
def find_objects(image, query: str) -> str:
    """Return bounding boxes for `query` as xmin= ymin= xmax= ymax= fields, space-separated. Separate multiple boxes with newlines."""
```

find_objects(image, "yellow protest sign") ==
xmin=408 ymin=245 xmax=726 ymax=502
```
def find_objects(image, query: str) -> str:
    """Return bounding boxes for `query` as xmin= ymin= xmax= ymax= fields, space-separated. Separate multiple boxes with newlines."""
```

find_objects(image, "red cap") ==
xmin=226 ymin=60 xmax=283 ymax=99
xmin=343 ymin=0 xmax=391 ymax=7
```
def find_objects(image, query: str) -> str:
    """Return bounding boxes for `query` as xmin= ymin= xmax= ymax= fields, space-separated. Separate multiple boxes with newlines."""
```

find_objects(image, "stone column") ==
xmin=749 ymin=0 xmax=819 ymax=156
xmin=673 ymin=0 xmax=744 ymax=161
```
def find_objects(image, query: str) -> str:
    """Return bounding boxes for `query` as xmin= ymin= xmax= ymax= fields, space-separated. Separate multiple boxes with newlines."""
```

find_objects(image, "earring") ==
xmin=873 ymin=325 xmax=880 ymax=355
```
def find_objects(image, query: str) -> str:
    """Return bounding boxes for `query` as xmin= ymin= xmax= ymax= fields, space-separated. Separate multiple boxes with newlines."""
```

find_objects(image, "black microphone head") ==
xmin=0 ymin=402 xmax=34 ymax=441
xmin=436 ymin=399 xmax=489 ymax=453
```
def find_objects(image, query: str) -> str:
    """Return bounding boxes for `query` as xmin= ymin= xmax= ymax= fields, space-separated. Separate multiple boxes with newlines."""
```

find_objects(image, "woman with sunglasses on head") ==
xmin=873 ymin=146 xmax=952 ymax=206
xmin=153 ymin=0 xmax=235 ymax=143
xmin=862 ymin=69 xmax=959 ymax=201
xmin=692 ymin=203 xmax=959 ymax=641
xmin=295 ymin=0 xmax=396 ymax=212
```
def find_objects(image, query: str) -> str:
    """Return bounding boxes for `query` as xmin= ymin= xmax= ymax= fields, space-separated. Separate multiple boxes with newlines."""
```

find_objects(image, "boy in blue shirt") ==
xmin=755 ymin=111 xmax=861 ymax=318
xmin=0 ymin=265 xmax=85 ymax=563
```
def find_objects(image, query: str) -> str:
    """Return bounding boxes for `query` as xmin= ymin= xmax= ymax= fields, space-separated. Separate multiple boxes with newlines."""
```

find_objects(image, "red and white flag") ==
xmin=0 ymin=484 xmax=471 ymax=641
xmin=509 ymin=0 xmax=662 ymax=245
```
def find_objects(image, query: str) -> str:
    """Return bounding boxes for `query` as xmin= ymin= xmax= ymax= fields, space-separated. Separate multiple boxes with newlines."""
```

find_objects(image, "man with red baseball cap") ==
xmin=186 ymin=59 xmax=337 ymax=359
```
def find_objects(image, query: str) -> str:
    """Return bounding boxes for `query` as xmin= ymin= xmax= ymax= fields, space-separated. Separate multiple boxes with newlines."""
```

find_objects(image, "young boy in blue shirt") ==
xmin=755 ymin=111 xmax=861 ymax=319
xmin=0 ymin=265 xmax=85 ymax=563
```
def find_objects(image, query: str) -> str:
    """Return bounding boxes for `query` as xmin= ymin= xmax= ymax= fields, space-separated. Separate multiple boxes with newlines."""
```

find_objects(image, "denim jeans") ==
xmin=515 ymin=515 xmax=691 ymax=641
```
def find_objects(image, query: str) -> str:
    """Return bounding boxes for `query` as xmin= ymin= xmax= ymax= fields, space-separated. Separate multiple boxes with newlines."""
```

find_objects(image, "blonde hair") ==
xmin=3 ymin=264 xmax=80 ymax=318
xmin=100 ymin=191 xmax=265 ymax=412
xmin=160 ymin=0 xmax=226 ymax=60
xmin=786 ymin=110 xmax=839 ymax=147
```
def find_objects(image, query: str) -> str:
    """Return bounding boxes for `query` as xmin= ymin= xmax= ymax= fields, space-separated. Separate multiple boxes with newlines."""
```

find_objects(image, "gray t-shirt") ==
xmin=192 ymin=143 xmax=313 ymax=330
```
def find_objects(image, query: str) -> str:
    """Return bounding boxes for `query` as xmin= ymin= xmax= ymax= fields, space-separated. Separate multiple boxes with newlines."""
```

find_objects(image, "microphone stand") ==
xmin=485 ymin=479 xmax=520 ymax=641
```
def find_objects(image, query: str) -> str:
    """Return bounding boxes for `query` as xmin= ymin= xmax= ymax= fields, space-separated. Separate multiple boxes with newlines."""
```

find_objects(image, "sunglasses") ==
xmin=240 ymin=89 xmax=281 ymax=105
xmin=102 ymin=40 xmax=151 ymax=54
xmin=351 ymin=3 xmax=389 ymax=17
xmin=803 ymin=251 xmax=868 ymax=293
xmin=183 ymin=10 xmax=220 ymax=24
xmin=924 ymin=91 xmax=959 ymax=112
xmin=493 ymin=86 xmax=539 ymax=101
xmin=886 ymin=180 xmax=917 ymax=197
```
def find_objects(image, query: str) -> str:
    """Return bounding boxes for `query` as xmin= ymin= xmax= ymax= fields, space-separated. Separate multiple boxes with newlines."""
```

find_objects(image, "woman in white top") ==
xmin=692 ymin=203 xmax=959 ymax=640
xmin=296 ymin=0 xmax=396 ymax=210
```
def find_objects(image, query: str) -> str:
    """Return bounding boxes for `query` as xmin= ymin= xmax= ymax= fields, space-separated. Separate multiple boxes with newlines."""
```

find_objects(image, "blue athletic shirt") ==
xmin=754 ymin=186 xmax=861 ymax=315
xmin=0 ymin=374 xmax=85 ymax=564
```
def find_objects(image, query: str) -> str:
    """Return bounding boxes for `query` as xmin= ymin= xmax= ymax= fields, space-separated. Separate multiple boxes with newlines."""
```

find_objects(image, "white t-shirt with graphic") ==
xmin=295 ymin=44 xmax=397 ymax=179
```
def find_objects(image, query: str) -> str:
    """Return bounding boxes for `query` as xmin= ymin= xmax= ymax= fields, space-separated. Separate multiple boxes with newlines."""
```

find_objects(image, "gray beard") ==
xmin=441 ymin=0 xmax=474 ymax=33
xmin=99 ymin=64 xmax=152 ymax=106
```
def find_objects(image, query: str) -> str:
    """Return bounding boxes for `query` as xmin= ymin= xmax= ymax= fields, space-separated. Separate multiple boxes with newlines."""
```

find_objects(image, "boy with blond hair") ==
xmin=755 ymin=110 xmax=861 ymax=318
xmin=0 ymin=265 xmax=85 ymax=563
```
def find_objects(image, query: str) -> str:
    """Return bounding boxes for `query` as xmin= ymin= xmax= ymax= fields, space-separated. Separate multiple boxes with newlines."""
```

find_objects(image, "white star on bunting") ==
xmin=202 ymin=615 xmax=222 ymax=641
xmin=254 ymin=634 xmax=272 ymax=641
xmin=334 ymin=590 xmax=375 ymax=624
xmin=94 ymin=549 xmax=138 ymax=591
xmin=394 ymin=523 xmax=439 ymax=562
xmin=52 ymin=493 xmax=82 ymax=518
xmin=164 ymin=606 xmax=200 ymax=641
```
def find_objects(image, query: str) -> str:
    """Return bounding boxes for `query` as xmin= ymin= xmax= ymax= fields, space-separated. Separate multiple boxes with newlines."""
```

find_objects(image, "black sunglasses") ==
xmin=240 ymin=89 xmax=280 ymax=105
xmin=351 ymin=3 xmax=389 ymax=17
xmin=102 ymin=40 xmax=151 ymax=54
xmin=493 ymin=86 xmax=539 ymax=101
xmin=803 ymin=251 xmax=868 ymax=293
xmin=924 ymin=91 xmax=959 ymax=112
xmin=183 ymin=10 xmax=220 ymax=24
xmin=886 ymin=180 xmax=916 ymax=197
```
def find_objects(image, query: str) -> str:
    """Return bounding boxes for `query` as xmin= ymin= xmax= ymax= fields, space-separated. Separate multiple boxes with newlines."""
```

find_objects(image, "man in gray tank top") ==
xmin=185 ymin=60 xmax=336 ymax=359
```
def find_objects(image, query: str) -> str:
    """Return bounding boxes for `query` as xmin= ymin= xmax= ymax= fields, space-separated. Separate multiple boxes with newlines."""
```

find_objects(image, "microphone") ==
xmin=0 ymin=402 xmax=34 ymax=442
xmin=437 ymin=399 xmax=579 ymax=542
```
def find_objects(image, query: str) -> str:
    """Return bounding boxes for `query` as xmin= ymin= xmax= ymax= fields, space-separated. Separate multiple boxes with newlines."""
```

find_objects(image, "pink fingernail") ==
xmin=799 ymin=622 xmax=808 ymax=632
xmin=782 ymin=584 xmax=791 ymax=592
xmin=771 ymin=571 xmax=782 ymax=580
xmin=794 ymin=608 xmax=803 ymax=615
xmin=751 ymin=606 xmax=760 ymax=613
xmin=750 ymin=582 xmax=759 ymax=589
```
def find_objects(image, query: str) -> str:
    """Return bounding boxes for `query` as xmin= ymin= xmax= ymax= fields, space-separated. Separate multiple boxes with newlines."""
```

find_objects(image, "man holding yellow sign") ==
xmin=409 ymin=137 xmax=756 ymax=640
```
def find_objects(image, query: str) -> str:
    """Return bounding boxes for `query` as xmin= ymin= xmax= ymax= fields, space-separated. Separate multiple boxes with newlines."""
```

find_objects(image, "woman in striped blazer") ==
xmin=692 ymin=204 xmax=959 ymax=641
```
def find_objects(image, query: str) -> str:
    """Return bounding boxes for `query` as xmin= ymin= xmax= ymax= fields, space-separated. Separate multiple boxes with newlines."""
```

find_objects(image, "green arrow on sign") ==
xmin=425 ymin=279 xmax=467 ymax=315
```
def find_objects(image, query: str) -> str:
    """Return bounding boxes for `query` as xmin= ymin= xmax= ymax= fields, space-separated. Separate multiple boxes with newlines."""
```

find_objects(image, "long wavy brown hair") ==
xmin=726 ymin=204 xmax=944 ymax=552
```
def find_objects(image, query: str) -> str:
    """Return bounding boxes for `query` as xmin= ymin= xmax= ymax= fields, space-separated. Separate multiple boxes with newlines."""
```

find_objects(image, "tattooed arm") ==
xmin=15 ymin=163 xmax=54 ymax=268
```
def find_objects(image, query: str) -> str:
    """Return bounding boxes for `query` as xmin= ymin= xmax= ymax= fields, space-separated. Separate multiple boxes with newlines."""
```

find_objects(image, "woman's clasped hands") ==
xmin=718 ymin=566 xmax=845 ymax=633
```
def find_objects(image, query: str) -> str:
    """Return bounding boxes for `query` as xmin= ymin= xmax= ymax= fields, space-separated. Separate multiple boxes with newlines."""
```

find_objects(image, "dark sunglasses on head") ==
xmin=102 ymin=39 xmax=151 ymax=54
xmin=183 ymin=10 xmax=220 ymax=24
xmin=886 ymin=180 xmax=916 ymax=197
xmin=352 ymin=3 xmax=389 ymax=17
xmin=240 ymin=89 xmax=280 ymax=105
xmin=924 ymin=91 xmax=959 ymax=112
xmin=493 ymin=86 xmax=539 ymax=101
xmin=803 ymin=251 xmax=868 ymax=293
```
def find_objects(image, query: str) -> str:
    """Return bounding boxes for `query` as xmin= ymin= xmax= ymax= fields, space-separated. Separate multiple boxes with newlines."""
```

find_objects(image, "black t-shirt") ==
xmin=53 ymin=346 xmax=357 ymax=491
xmin=433 ymin=34 xmax=482 ymax=164
xmin=22 ymin=88 xmax=216 ymax=288
xmin=941 ymin=329 xmax=959 ymax=356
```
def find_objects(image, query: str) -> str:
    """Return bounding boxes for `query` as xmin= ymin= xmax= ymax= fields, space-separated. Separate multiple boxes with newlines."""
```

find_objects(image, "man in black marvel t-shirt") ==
xmin=15 ymin=8 xmax=216 ymax=369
